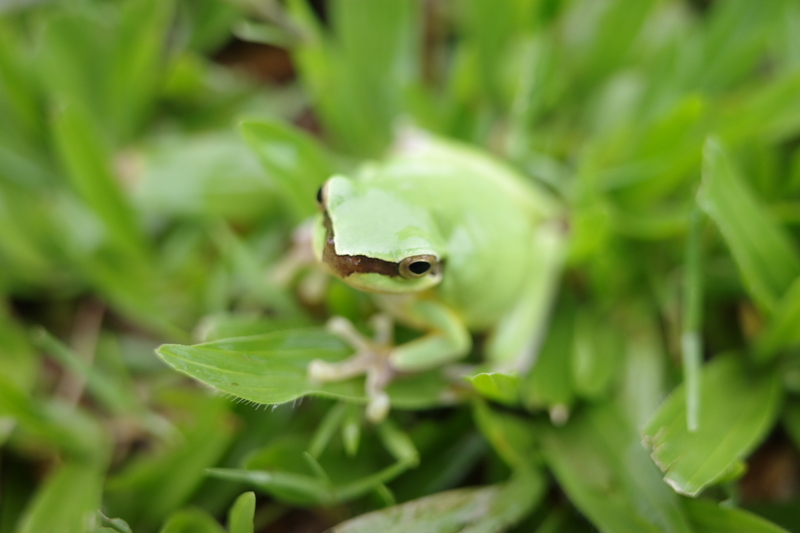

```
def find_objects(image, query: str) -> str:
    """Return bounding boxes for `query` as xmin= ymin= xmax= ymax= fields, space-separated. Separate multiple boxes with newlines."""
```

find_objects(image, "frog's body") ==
xmin=309 ymin=134 xmax=564 ymax=420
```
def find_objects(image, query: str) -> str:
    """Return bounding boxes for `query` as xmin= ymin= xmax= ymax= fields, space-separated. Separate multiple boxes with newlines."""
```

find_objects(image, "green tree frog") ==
xmin=308 ymin=133 xmax=565 ymax=421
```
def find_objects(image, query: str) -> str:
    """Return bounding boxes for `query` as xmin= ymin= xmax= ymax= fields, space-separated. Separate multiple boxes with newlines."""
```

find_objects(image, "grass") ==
xmin=1 ymin=0 xmax=800 ymax=532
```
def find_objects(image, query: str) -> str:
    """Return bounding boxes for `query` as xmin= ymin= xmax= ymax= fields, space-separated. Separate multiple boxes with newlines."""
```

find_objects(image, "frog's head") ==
xmin=312 ymin=175 xmax=444 ymax=294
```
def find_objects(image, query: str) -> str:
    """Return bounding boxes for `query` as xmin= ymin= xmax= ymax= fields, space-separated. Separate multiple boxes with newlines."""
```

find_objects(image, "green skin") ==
xmin=311 ymin=136 xmax=562 ymax=379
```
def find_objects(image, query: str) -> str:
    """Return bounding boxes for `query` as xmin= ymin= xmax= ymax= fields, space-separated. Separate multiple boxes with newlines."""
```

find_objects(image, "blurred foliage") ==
xmin=2 ymin=0 xmax=800 ymax=532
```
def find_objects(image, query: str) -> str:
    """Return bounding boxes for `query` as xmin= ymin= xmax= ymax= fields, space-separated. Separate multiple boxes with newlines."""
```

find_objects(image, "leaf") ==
xmin=329 ymin=469 xmax=545 ymax=533
xmin=52 ymin=104 xmax=146 ymax=256
xmin=240 ymin=119 xmax=336 ymax=221
xmin=105 ymin=393 xmax=235 ymax=531
xmin=541 ymin=402 xmax=693 ymax=533
xmin=156 ymin=328 xmax=457 ymax=410
xmin=136 ymin=132 xmax=279 ymax=222
xmin=570 ymin=309 xmax=623 ymax=400
xmin=684 ymin=499 xmax=789 ymax=533
xmin=208 ymin=459 xmax=410 ymax=508
xmin=753 ymin=274 xmax=800 ymax=361
xmin=681 ymin=209 xmax=705 ymax=430
xmin=16 ymin=461 xmax=105 ymax=533
xmin=642 ymin=355 xmax=783 ymax=496
xmin=472 ymin=400 xmax=537 ymax=468
xmin=227 ymin=492 xmax=255 ymax=533
xmin=107 ymin=0 xmax=175 ymax=140
xmin=286 ymin=0 xmax=418 ymax=155
xmin=698 ymin=137 xmax=800 ymax=312
xmin=783 ymin=399 xmax=800 ymax=450
xmin=466 ymin=372 xmax=520 ymax=406
xmin=0 ymin=373 xmax=107 ymax=459
xmin=159 ymin=509 xmax=226 ymax=533
xmin=31 ymin=327 xmax=138 ymax=415
xmin=522 ymin=304 xmax=575 ymax=413
xmin=98 ymin=515 xmax=134 ymax=533
xmin=377 ymin=419 xmax=419 ymax=466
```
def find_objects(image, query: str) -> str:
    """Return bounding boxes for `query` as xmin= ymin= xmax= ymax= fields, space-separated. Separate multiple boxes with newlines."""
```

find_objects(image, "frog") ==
xmin=307 ymin=132 xmax=565 ymax=421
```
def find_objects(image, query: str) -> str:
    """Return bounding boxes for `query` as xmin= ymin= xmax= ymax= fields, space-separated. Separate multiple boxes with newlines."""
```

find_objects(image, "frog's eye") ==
xmin=399 ymin=255 xmax=437 ymax=279
xmin=315 ymin=182 xmax=328 ymax=211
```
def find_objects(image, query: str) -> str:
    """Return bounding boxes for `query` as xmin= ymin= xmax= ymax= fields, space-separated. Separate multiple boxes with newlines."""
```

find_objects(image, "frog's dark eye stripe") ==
xmin=399 ymin=255 xmax=438 ymax=279
xmin=315 ymin=181 xmax=328 ymax=211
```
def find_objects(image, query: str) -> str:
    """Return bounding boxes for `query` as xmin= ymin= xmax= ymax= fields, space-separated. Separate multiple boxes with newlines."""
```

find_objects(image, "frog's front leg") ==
xmin=308 ymin=301 xmax=471 ymax=422
xmin=308 ymin=315 xmax=396 ymax=421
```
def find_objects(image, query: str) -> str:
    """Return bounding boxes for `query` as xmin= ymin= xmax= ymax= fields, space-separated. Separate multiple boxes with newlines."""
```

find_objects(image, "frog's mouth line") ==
xmin=321 ymin=212 xmax=401 ymax=278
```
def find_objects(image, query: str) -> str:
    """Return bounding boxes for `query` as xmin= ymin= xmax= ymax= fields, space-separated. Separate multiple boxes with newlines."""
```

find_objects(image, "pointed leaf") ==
xmin=156 ymin=329 xmax=456 ymax=410
xmin=159 ymin=509 xmax=225 ymax=533
xmin=541 ymin=403 xmax=693 ymax=533
xmin=240 ymin=119 xmax=335 ymax=221
xmin=329 ymin=469 xmax=545 ymax=533
xmin=227 ymin=492 xmax=255 ymax=533
xmin=684 ymin=499 xmax=788 ymax=533
xmin=698 ymin=138 xmax=800 ymax=311
xmin=642 ymin=355 xmax=783 ymax=496
xmin=467 ymin=372 xmax=520 ymax=406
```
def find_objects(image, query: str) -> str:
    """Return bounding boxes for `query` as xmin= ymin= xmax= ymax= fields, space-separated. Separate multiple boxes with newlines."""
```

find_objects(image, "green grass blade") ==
xmin=642 ymin=355 xmax=783 ymax=496
xmin=16 ymin=461 xmax=105 ymax=533
xmin=684 ymin=499 xmax=789 ymax=533
xmin=698 ymin=137 xmax=800 ymax=311
xmin=240 ymin=119 xmax=335 ymax=221
xmin=330 ymin=468 xmax=545 ymax=533
xmin=159 ymin=509 xmax=226 ymax=533
xmin=682 ymin=208 xmax=704 ymax=431
xmin=541 ymin=402 xmax=693 ymax=533
xmin=227 ymin=492 xmax=256 ymax=533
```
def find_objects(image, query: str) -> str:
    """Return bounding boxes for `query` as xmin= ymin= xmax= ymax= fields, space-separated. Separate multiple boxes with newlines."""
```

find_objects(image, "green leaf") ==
xmin=472 ymin=400 xmax=537 ymax=468
xmin=52 ymin=104 xmax=146 ymax=256
xmin=570 ymin=309 xmax=622 ymax=400
xmin=233 ymin=20 xmax=298 ymax=48
xmin=105 ymin=393 xmax=235 ymax=531
xmin=16 ymin=461 xmax=105 ymax=533
xmin=329 ymin=468 xmax=545 ymax=533
xmin=642 ymin=355 xmax=783 ymax=496
xmin=466 ymin=372 xmax=520 ymax=406
xmin=681 ymin=209 xmax=705 ymax=430
xmin=684 ymin=499 xmax=789 ymax=533
xmin=523 ymin=304 xmax=575 ymax=414
xmin=37 ymin=9 xmax=111 ymax=133
xmin=208 ymin=459 xmax=410 ymax=508
xmin=718 ymin=71 xmax=800 ymax=146
xmin=98 ymin=515 xmax=134 ymax=533
xmin=286 ymin=0 xmax=418 ymax=155
xmin=31 ymin=327 xmax=138 ymax=415
xmin=753 ymin=274 xmax=800 ymax=361
xmin=698 ymin=137 xmax=800 ymax=312
xmin=783 ymin=399 xmax=800 ymax=450
xmin=156 ymin=328 xmax=456 ymax=410
xmin=0 ymin=373 xmax=107 ymax=459
xmin=240 ymin=118 xmax=335 ymax=222
xmin=541 ymin=402 xmax=693 ymax=533
xmin=377 ymin=419 xmax=419 ymax=467
xmin=227 ymin=492 xmax=255 ymax=533
xmin=159 ymin=508 xmax=226 ymax=533
xmin=107 ymin=0 xmax=175 ymax=141
xmin=136 ymin=132 xmax=279 ymax=222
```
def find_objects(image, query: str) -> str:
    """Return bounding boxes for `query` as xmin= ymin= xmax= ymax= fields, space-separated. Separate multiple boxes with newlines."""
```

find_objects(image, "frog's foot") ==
xmin=308 ymin=315 xmax=396 ymax=422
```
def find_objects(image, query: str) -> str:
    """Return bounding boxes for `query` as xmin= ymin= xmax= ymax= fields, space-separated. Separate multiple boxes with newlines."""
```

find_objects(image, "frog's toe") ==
xmin=307 ymin=359 xmax=339 ymax=382
xmin=308 ymin=352 xmax=372 ymax=382
xmin=366 ymin=391 xmax=390 ymax=422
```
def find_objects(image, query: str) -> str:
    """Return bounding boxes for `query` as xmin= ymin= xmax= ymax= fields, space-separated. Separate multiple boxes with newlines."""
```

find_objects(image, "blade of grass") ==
xmin=681 ymin=208 xmax=704 ymax=431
